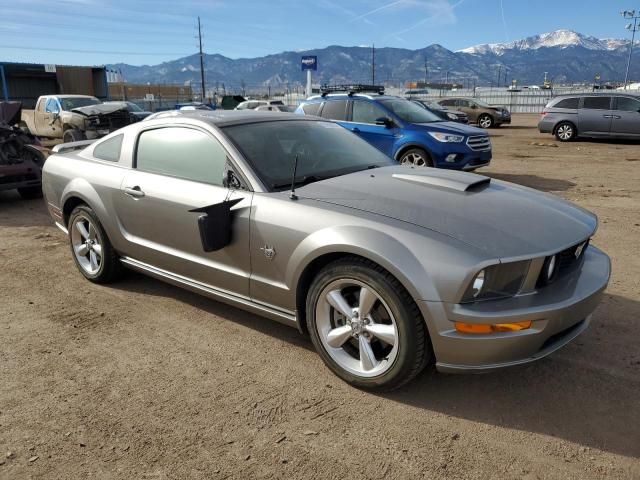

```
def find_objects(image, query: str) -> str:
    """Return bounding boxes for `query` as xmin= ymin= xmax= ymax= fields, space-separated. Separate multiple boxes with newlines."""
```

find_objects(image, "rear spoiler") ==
xmin=51 ymin=139 xmax=96 ymax=154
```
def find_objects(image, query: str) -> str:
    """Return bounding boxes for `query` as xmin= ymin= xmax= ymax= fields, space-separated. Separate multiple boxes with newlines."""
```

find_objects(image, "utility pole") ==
xmin=424 ymin=53 xmax=428 ymax=87
xmin=197 ymin=16 xmax=206 ymax=102
xmin=621 ymin=10 xmax=640 ymax=89
xmin=497 ymin=65 xmax=502 ymax=88
xmin=371 ymin=44 xmax=375 ymax=85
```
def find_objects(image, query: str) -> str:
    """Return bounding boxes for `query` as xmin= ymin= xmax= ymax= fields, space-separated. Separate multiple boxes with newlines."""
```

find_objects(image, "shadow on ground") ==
xmin=109 ymin=269 xmax=640 ymax=459
xmin=487 ymin=172 xmax=576 ymax=192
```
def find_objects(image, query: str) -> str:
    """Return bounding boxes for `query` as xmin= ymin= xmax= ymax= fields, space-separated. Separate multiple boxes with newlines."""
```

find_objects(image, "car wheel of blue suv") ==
xmin=399 ymin=148 xmax=433 ymax=167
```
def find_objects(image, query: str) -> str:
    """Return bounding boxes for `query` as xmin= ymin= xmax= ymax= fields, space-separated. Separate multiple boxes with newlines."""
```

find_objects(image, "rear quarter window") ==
xmin=302 ymin=103 xmax=321 ymax=116
xmin=583 ymin=97 xmax=611 ymax=110
xmin=93 ymin=134 xmax=123 ymax=162
xmin=553 ymin=97 xmax=579 ymax=109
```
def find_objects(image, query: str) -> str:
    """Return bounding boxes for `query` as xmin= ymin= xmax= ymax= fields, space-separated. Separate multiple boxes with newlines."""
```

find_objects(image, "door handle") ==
xmin=602 ymin=114 xmax=613 ymax=118
xmin=613 ymin=115 xmax=621 ymax=119
xmin=124 ymin=186 xmax=145 ymax=198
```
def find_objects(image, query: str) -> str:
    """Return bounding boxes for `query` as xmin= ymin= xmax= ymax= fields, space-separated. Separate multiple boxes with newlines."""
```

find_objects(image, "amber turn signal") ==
xmin=454 ymin=321 xmax=532 ymax=334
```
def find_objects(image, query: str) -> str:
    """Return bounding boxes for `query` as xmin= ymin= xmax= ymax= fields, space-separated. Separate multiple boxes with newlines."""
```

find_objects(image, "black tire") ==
xmin=63 ymin=129 xmax=85 ymax=143
xmin=67 ymin=205 xmax=122 ymax=283
xmin=306 ymin=257 xmax=432 ymax=391
xmin=554 ymin=121 xmax=577 ymax=142
xmin=17 ymin=186 xmax=43 ymax=199
xmin=398 ymin=148 xmax=434 ymax=167
xmin=478 ymin=113 xmax=494 ymax=129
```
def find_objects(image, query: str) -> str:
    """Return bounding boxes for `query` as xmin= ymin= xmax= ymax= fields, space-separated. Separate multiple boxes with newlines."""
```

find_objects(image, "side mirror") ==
xmin=223 ymin=169 xmax=243 ymax=190
xmin=375 ymin=117 xmax=394 ymax=128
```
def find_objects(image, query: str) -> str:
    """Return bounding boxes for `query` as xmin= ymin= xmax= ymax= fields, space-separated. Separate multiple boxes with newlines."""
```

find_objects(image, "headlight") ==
xmin=462 ymin=260 xmax=530 ymax=303
xmin=428 ymin=132 xmax=464 ymax=143
xmin=537 ymin=254 xmax=559 ymax=286
xmin=446 ymin=112 xmax=458 ymax=121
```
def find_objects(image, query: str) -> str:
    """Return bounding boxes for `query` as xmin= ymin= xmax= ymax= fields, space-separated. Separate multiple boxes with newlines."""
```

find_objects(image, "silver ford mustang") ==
xmin=42 ymin=111 xmax=611 ymax=390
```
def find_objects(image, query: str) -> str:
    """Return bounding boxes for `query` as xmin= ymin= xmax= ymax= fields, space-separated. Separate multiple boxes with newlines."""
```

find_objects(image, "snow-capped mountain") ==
xmin=459 ymin=29 xmax=627 ymax=55
xmin=111 ymin=30 xmax=634 ymax=89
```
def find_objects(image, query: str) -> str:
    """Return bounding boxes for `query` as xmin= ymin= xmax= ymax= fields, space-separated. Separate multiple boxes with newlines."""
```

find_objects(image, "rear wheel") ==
xmin=306 ymin=257 xmax=431 ymax=391
xmin=478 ymin=114 xmax=494 ymax=129
xmin=554 ymin=122 xmax=576 ymax=142
xmin=398 ymin=148 xmax=433 ymax=167
xmin=68 ymin=205 xmax=121 ymax=283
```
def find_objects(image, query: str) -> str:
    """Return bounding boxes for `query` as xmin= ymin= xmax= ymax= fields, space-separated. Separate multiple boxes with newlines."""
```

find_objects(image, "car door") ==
xmin=346 ymin=99 xmax=399 ymax=156
xmin=112 ymin=124 xmax=252 ymax=297
xmin=578 ymin=96 xmax=613 ymax=135
xmin=456 ymin=99 xmax=476 ymax=121
xmin=35 ymin=97 xmax=60 ymax=137
xmin=610 ymin=96 xmax=640 ymax=137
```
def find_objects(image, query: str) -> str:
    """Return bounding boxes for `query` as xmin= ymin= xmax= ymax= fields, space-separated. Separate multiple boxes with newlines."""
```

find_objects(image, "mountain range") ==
xmin=111 ymin=30 xmax=637 ymax=91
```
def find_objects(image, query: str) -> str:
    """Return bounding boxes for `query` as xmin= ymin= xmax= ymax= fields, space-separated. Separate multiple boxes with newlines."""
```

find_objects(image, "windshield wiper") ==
xmin=271 ymin=175 xmax=327 ymax=190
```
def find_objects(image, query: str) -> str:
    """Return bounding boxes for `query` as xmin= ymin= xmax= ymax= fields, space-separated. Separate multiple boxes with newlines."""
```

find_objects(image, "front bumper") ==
xmin=433 ymin=147 xmax=492 ymax=170
xmin=421 ymin=245 xmax=610 ymax=373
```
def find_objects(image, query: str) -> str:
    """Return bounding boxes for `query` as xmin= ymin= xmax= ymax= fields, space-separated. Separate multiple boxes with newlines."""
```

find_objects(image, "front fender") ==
xmin=287 ymin=225 xmax=440 ymax=303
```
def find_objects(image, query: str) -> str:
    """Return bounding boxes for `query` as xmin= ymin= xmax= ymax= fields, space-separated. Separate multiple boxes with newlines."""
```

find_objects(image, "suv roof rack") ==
xmin=320 ymin=84 xmax=385 ymax=97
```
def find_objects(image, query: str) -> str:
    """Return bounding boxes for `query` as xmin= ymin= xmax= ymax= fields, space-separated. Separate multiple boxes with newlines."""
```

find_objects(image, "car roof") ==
xmin=552 ymin=92 xmax=640 ymax=98
xmin=146 ymin=109 xmax=321 ymax=127
xmin=52 ymin=94 xmax=99 ymax=99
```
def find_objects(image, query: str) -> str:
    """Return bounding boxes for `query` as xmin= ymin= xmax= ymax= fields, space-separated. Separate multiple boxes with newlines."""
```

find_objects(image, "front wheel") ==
xmin=306 ymin=258 xmax=431 ymax=391
xmin=398 ymin=148 xmax=433 ymax=167
xmin=68 ymin=205 xmax=122 ymax=283
xmin=478 ymin=114 xmax=494 ymax=129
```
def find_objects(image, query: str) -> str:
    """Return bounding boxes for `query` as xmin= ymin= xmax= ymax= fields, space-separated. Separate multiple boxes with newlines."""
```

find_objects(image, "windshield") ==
xmin=472 ymin=99 xmax=492 ymax=108
xmin=126 ymin=102 xmax=143 ymax=112
xmin=60 ymin=97 xmax=101 ymax=110
xmin=223 ymin=120 xmax=394 ymax=191
xmin=379 ymin=98 xmax=442 ymax=123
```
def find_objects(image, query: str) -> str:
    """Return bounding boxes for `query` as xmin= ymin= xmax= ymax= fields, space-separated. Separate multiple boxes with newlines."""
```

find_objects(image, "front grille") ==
xmin=466 ymin=135 xmax=491 ymax=151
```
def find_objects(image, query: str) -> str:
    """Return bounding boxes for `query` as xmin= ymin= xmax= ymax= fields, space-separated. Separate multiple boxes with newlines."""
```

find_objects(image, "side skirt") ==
xmin=119 ymin=256 xmax=298 ymax=329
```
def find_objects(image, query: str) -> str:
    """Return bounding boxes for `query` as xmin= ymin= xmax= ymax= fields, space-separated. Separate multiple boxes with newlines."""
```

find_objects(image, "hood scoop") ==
xmin=392 ymin=171 xmax=490 ymax=192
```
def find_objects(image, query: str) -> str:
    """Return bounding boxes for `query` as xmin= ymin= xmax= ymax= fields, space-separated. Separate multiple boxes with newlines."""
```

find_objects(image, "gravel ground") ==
xmin=1 ymin=114 xmax=639 ymax=479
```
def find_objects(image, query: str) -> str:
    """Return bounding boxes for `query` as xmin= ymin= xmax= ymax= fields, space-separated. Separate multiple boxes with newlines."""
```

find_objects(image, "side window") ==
xmin=320 ymin=100 xmax=348 ymax=121
xmin=302 ymin=103 xmax=321 ymax=115
xmin=440 ymin=99 xmax=455 ymax=107
xmin=45 ymin=98 xmax=60 ymax=113
xmin=583 ymin=97 xmax=611 ymax=110
xmin=93 ymin=134 xmax=123 ymax=162
xmin=352 ymin=100 xmax=387 ymax=124
xmin=136 ymin=127 xmax=226 ymax=186
xmin=613 ymin=96 xmax=640 ymax=112
xmin=553 ymin=97 xmax=579 ymax=109
xmin=457 ymin=99 xmax=470 ymax=108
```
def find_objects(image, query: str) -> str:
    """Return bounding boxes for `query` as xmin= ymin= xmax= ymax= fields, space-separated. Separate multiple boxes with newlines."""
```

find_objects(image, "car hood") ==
xmin=412 ymin=121 xmax=486 ymax=136
xmin=71 ymin=104 xmax=129 ymax=116
xmin=298 ymin=166 xmax=596 ymax=260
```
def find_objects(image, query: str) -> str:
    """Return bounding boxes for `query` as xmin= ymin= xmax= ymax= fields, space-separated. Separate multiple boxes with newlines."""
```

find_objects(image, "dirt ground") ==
xmin=1 ymin=114 xmax=639 ymax=480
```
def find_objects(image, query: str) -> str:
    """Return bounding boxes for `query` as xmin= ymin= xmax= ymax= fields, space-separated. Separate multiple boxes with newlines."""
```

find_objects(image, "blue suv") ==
xmin=295 ymin=90 xmax=492 ymax=170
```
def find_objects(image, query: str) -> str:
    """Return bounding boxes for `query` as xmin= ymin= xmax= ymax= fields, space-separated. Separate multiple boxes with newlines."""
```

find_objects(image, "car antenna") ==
xmin=289 ymin=153 xmax=299 ymax=200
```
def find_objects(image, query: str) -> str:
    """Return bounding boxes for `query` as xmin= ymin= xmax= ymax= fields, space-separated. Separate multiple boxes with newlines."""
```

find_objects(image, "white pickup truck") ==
xmin=21 ymin=95 xmax=138 ymax=143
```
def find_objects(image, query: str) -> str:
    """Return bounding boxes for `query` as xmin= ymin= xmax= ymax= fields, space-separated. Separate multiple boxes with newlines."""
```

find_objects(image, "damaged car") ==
xmin=1 ymin=101 xmax=48 ymax=199
xmin=21 ymin=95 xmax=140 ymax=143
xmin=42 ymin=111 xmax=610 ymax=391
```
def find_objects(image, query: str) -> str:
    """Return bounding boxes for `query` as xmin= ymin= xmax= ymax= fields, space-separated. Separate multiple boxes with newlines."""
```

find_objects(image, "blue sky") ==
xmin=0 ymin=0 xmax=634 ymax=65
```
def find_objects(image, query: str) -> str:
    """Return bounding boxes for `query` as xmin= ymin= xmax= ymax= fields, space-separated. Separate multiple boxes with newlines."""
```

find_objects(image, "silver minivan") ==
xmin=538 ymin=93 xmax=640 ymax=141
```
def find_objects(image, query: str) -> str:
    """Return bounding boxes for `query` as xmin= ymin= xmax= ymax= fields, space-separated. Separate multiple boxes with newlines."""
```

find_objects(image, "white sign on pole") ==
xmin=145 ymin=93 xmax=155 ymax=101
xmin=44 ymin=64 xmax=57 ymax=73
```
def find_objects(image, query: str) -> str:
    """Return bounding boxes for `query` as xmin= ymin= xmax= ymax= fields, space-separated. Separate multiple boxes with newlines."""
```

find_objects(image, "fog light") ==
xmin=445 ymin=154 xmax=458 ymax=162
xmin=454 ymin=321 xmax=532 ymax=334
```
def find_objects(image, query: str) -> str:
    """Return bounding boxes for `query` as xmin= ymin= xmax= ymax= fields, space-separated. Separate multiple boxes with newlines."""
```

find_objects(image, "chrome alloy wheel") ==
xmin=70 ymin=215 xmax=103 ymax=275
xmin=400 ymin=152 xmax=427 ymax=167
xmin=557 ymin=124 xmax=573 ymax=140
xmin=315 ymin=279 xmax=399 ymax=378
xmin=478 ymin=115 xmax=492 ymax=128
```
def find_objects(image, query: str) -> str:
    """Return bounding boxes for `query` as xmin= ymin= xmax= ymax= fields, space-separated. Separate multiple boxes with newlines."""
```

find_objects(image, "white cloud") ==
xmin=384 ymin=0 xmax=465 ymax=38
